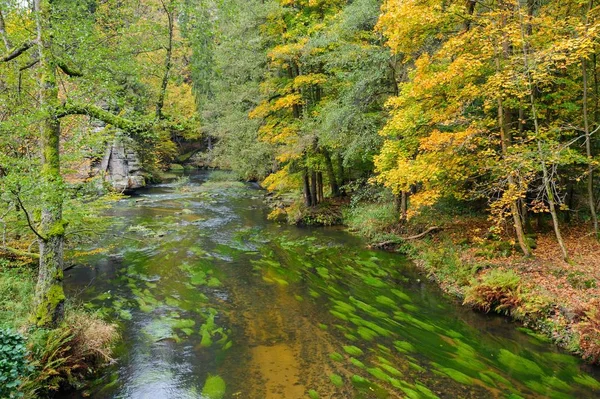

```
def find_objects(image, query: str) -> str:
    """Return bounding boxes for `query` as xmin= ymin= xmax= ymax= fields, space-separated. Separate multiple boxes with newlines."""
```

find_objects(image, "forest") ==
xmin=1 ymin=0 xmax=600 ymax=398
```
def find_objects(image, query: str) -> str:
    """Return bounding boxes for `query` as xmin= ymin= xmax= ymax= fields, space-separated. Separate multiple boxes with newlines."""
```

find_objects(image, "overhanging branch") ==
xmin=56 ymin=103 xmax=155 ymax=138
xmin=1 ymin=40 xmax=35 ymax=63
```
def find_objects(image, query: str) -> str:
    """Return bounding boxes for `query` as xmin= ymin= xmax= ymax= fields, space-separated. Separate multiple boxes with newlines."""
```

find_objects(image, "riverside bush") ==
xmin=464 ymin=269 xmax=522 ymax=315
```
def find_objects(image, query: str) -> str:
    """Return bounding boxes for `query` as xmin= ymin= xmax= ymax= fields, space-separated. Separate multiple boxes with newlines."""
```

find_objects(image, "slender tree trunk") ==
xmin=395 ymin=192 xmax=408 ymax=223
xmin=336 ymin=152 xmax=345 ymax=189
xmin=303 ymin=169 xmax=312 ymax=207
xmin=494 ymin=20 xmax=530 ymax=256
xmin=33 ymin=0 xmax=66 ymax=327
xmin=323 ymin=149 xmax=340 ymax=197
xmin=517 ymin=2 xmax=568 ymax=260
xmin=155 ymin=0 xmax=174 ymax=120
xmin=310 ymin=170 xmax=318 ymax=206
xmin=582 ymin=5 xmax=599 ymax=237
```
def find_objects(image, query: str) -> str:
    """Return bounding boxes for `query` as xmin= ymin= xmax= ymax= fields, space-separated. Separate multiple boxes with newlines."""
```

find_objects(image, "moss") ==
xmin=202 ymin=375 xmax=226 ymax=399
xmin=46 ymin=219 xmax=69 ymax=238
xmin=34 ymin=284 xmax=66 ymax=326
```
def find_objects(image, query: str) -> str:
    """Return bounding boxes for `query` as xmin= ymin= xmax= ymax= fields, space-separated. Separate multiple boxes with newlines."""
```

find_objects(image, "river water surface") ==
xmin=64 ymin=171 xmax=600 ymax=398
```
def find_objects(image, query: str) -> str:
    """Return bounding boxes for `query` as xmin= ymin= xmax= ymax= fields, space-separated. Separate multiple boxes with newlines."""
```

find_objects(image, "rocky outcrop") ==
xmin=93 ymin=138 xmax=146 ymax=192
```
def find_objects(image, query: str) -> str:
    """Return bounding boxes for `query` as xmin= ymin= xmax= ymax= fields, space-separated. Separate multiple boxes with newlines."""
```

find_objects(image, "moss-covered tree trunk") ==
xmin=33 ymin=0 xmax=66 ymax=327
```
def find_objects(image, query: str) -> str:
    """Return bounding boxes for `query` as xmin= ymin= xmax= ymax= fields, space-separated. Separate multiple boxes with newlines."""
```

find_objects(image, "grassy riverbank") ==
xmin=342 ymin=201 xmax=600 ymax=366
xmin=0 ymin=262 xmax=118 ymax=397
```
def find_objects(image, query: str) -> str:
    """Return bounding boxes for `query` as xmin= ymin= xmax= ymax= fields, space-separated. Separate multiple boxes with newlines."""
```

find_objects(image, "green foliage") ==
xmin=0 ymin=329 xmax=29 ymax=398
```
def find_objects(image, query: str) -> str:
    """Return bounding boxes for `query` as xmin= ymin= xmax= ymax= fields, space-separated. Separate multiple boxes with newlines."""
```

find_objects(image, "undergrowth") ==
xmin=576 ymin=298 xmax=600 ymax=364
xmin=0 ymin=262 xmax=118 ymax=397
xmin=463 ymin=269 xmax=522 ymax=315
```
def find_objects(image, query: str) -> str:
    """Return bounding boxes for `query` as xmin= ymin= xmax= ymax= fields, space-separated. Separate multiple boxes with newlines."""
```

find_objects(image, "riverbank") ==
xmin=341 ymin=201 xmax=600 ymax=366
xmin=0 ymin=262 xmax=118 ymax=397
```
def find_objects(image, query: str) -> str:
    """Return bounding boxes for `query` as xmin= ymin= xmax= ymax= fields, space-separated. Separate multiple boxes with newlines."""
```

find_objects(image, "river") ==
xmin=63 ymin=171 xmax=600 ymax=398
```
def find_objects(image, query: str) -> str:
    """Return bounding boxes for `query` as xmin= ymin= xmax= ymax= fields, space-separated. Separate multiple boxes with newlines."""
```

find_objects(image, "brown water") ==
xmin=63 ymin=171 xmax=600 ymax=399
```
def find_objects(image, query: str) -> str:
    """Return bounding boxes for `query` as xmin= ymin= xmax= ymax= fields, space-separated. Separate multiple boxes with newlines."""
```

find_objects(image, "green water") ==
xmin=64 ymin=171 xmax=600 ymax=398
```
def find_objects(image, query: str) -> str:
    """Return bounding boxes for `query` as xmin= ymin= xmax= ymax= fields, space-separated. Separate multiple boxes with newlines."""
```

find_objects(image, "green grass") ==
xmin=0 ymin=266 xmax=35 ymax=330
xmin=344 ymin=202 xmax=399 ymax=240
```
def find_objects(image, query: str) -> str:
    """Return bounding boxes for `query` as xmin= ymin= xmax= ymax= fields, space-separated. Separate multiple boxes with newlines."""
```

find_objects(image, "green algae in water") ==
xmin=362 ymin=276 xmax=385 ymax=288
xmin=329 ymin=352 xmax=344 ymax=362
xmin=343 ymin=345 xmax=364 ymax=356
xmin=350 ymin=357 xmax=365 ymax=369
xmin=415 ymin=383 xmax=440 ymax=399
xmin=375 ymin=295 xmax=399 ymax=308
xmin=202 ymin=375 xmax=226 ymax=399
xmin=390 ymin=288 xmax=412 ymax=302
xmin=379 ymin=363 xmax=402 ymax=377
xmin=316 ymin=267 xmax=330 ymax=279
xmin=573 ymin=374 xmax=600 ymax=389
xmin=433 ymin=364 xmax=474 ymax=386
xmin=497 ymin=349 xmax=545 ymax=377
xmin=356 ymin=326 xmax=378 ymax=341
xmin=329 ymin=374 xmax=344 ymax=387
xmin=308 ymin=389 xmax=320 ymax=399
xmin=118 ymin=309 xmax=133 ymax=320
xmin=330 ymin=310 xmax=349 ymax=321
xmin=367 ymin=367 xmax=390 ymax=382
xmin=394 ymin=340 xmax=415 ymax=353
xmin=207 ymin=277 xmax=222 ymax=287
xmin=409 ymin=361 xmax=426 ymax=372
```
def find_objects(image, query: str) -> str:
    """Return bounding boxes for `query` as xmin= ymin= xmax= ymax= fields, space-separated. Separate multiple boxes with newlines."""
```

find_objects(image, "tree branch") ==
xmin=0 ymin=40 xmax=35 ymax=63
xmin=368 ymin=227 xmax=442 ymax=249
xmin=13 ymin=191 xmax=46 ymax=242
xmin=0 ymin=246 xmax=40 ymax=259
xmin=56 ymin=103 xmax=155 ymax=138
xmin=19 ymin=57 xmax=39 ymax=71
xmin=56 ymin=58 xmax=83 ymax=77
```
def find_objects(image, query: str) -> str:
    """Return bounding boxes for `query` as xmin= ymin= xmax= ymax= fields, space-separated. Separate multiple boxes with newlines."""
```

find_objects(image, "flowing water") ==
xmin=64 ymin=171 xmax=600 ymax=399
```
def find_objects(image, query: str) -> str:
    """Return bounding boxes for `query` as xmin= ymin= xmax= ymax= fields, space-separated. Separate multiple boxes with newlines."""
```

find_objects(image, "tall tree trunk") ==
xmin=33 ymin=0 xmax=66 ymax=327
xmin=155 ymin=0 xmax=174 ymax=120
xmin=303 ymin=169 xmax=312 ymax=207
xmin=317 ymin=172 xmax=324 ymax=203
xmin=517 ymin=1 xmax=568 ymax=260
xmin=323 ymin=149 xmax=340 ymax=197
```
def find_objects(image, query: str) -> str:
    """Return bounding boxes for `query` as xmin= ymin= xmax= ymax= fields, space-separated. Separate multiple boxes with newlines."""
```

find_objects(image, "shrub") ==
xmin=464 ymin=269 xmax=522 ymax=315
xmin=22 ymin=310 xmax=118 ymax=395
xmin=0 ymin=329 xmax=30 ymax=398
